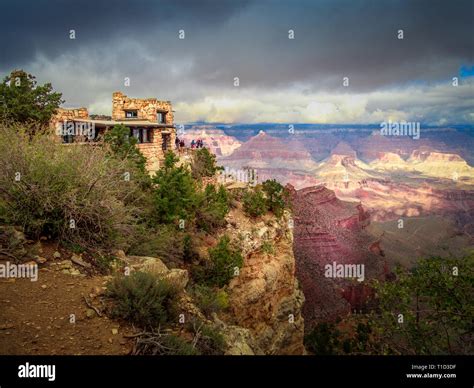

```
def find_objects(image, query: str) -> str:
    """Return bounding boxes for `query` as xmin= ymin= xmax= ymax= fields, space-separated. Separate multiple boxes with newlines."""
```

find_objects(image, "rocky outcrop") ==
xmin=124 ymin=255 xmax=190 ymax=290
xmin=407 ymin=150 xmax=474 ymax=180
xmin=412 ymin=148 xmax=468 ymax=163
xmin=225 ymin=210 xmax=305 ymax=354
xmin=368 ymin=148 xmax=474 ymax=181
xmin=112 ymin=178 xmax=306 ymax=355
xmin=122 ymin=255 xmax=264 ymax=355
xmin=369 ymin=152 xmax=408 ymax=171
xmin=212 ymin=314 xmax=264 ymax=355
xmin=335 ymin=178 xmax=474 ymax=222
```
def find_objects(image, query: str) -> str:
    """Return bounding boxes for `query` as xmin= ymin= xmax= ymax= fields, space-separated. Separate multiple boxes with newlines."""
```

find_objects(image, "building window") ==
xmin=125 ymin=110 xmax=138 ymax=118
xmin=162 ymin=133 xmax=171 ymax=150
xmin=132 ymin=128 xmax=140 ymax=141
xmin=131 ymin=128 xmax=151 ymax=143
xmin=157 ymin=111 xmax=167 ymax=124
xmin=142 ymin=128 xmax=148 ymax=143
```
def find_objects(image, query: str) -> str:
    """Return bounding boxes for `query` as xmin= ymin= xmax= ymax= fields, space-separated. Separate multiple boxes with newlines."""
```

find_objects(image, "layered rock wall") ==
xmin=291 ymin=185 xmax=386 ymax=330
xmin=226 ymin=211 xmax=305 ymax=354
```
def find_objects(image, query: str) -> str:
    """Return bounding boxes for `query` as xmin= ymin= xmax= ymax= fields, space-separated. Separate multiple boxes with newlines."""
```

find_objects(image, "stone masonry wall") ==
xmin=137 ymin=129 xmax=176 ymax=174
xmin=51 ymin=107 xmax=89 ymax=129
xmin=112 ymin=91 xmax=174 ymax=124
xmin=137 ymin=140 xmax=163 ymax=174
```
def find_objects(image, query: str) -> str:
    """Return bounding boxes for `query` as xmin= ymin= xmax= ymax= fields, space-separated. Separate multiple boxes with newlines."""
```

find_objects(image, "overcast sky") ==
xmin=1 ymin=0 xmax=473 ymax=124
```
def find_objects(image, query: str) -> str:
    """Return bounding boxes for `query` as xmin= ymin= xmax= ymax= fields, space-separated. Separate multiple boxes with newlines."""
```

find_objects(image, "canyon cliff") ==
xmin=225 ymin=210 xmax=305 ymax=354
xmin=221 ymin=131 xmax=319 ymax=176
xmin=289 ymin=185 xmax=386 ymax=331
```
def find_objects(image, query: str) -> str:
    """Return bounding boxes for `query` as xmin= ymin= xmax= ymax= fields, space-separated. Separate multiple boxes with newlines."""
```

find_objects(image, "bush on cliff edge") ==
xmin=0 ymin=124 xmax=144 ymax=252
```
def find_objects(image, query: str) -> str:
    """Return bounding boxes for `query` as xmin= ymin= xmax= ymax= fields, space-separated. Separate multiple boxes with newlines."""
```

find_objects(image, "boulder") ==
xmin=131 ymin=256 xmax=169 ymax=276
xmin=164 ymin=269 xmax=189 ymax=290
xmin=223 ymin=327 xmax=258 ymax=355
xmin=114 ymin=250 xmax=127 ymax=262
xmin=127 ymin=256 xmax=189 ymax=291
xmin=34 ymin=256 xmax=48 ymax=264
xmin=212 ymin=314 xmax=263 ymax=355
xmin=59 ymin=260 xmax=73 ymax=270
xmin=71 ymin=253 xmax=91 ymax=269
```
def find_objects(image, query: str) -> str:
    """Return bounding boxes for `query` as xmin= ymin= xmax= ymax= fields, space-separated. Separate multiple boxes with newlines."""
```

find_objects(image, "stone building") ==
xmin=51 ymin=92 xmax=176 ymax=173
xmin=51 ymin=107 xmax=89 ymax=126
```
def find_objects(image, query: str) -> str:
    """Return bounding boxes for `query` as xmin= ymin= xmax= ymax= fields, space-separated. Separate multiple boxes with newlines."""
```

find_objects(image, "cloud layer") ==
xmin=1 ymin=0 xmax=473 ymax=124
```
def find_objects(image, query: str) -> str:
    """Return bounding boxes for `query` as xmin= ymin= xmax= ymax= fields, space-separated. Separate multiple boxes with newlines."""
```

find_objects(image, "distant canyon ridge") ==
xmin=184 ymin=124 xmax=474 ymax=332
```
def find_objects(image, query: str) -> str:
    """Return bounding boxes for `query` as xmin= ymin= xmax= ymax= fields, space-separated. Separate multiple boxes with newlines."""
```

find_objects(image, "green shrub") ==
xmin=195 ymin=235 xmax=243 ymax=288
xmin=94 ymin=254 xmax=115 ymax=274
xmin=262 ymin=179 xmax=287 ymax=218
xmin=304 ymin=322 xmax=341 ymax=355
xmin=191 ymin=147 xmax=220 ymax=179
xmin=364 ymin=254 xmax=474 ymax=355
xmin=311 ymin=254 xmax=474 ymax=355
xmin=107 ymin=271 xmax=177 ymax=328
xmin=151 ymin=152 xmax=199 ymax=224
xmin=261 ymin=240 xmax=275 ymax=255
xmin=61 ymin=241 xmax=86 ymax=254
xmin=0 ymin=70 xmax=63 ymax=127
xmin=104 ymin=124 xmax=148 ymax=176
xmin=304 ymin=320 xmax=374 ymax=355
xmin=191 ymin=321 xmax=226 ymax=355
xmin=0 ymin=225 xmax=28 ymax=259
xmin=183 ymin=233 xmax=200 ymax=263
xmin=192 ymin=284 xmax=229 ymax=317
xmin=132 ymin=331 xmax=199 ymax=355
xmin=161 ymin=334 xmax=200 ymax=355
xmin=128 ymin=224 xmax=185 ymax=267
xmin=196 ymin=184 xmax=229 ymax=233
xmin=0 ymin=125 xmax=143 ymax=252
xmin=242 ymin=187 xmax=267 ymax=218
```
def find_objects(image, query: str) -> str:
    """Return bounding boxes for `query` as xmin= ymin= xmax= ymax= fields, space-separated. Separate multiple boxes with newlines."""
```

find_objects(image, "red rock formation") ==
xmin=291 ymin=186 xmax=386 ymax=331
xmin=335 ymin=178 xmax=474 ymax=223
xmin=368 ymin=240 xmax=385 ymax=257
xmin=341 ymin=284 xmax=375 ymax=313
xmin=221 ymin=131 xmax=319 ymax=172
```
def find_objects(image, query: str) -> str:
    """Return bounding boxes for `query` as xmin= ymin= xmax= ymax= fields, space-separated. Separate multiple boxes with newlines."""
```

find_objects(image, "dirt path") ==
xmin=0 ymin=260 xmax=136 ymax=355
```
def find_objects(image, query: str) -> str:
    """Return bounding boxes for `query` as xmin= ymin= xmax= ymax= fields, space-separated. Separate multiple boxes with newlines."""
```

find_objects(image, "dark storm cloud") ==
xmin=181 ymin=0 xmax=474 ymax=91
xmin=2 ymin=0 xmax=472 ymax=87
xmin=0 ymin=0 xmax=472 ymax=123
xmin=0 ymin=0 xmax=253 ymax=67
